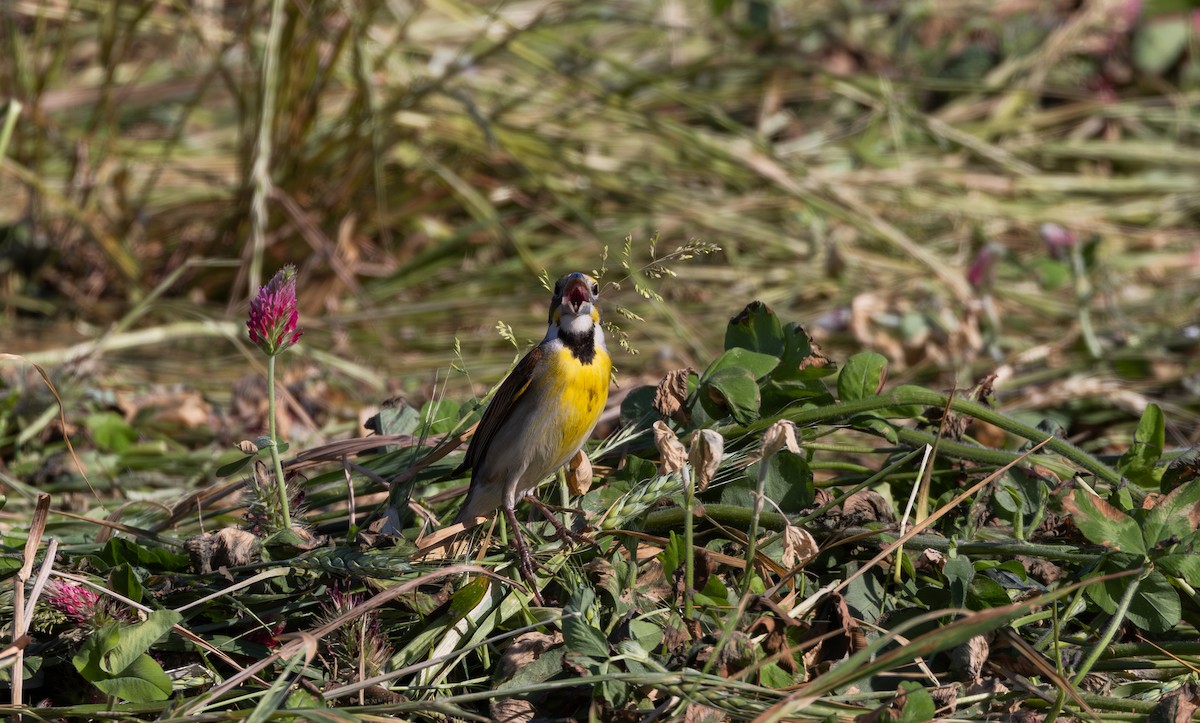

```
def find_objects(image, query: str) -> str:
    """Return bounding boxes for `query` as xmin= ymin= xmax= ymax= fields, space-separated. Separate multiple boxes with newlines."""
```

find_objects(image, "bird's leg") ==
xmin=523 ymin=495 xmax=597 ymax=549
xmin=504 ymin=505 xmax=545 ymax=606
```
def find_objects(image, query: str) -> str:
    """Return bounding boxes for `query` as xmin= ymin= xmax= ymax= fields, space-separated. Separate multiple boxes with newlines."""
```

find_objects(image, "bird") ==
xmin=451 ymin=271 xmax=611 ymax=598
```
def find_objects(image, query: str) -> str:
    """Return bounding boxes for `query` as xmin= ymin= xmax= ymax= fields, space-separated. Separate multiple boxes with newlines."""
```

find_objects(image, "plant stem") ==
xmin=1045 ymin=568 xmax=1146 ymax=721
xmin=727 ymin=389 xmax=1122 ymax=486
xmin=267 ymin=354 xmax=292 ymax=530
xmin=0 ymin=99 xmax=23 ymax=161
xmin=640 ymin=508 xmax=1101 ymax=564
xmin=248 ymin=0 xmax=287 ymax=294
xmin=1071 ymin=568 xmax=1144 ymax=686
xmin=741 ymin=454 xmax=769 ymax=597
xmin=682 ymin=467 xmax=695 ymax=620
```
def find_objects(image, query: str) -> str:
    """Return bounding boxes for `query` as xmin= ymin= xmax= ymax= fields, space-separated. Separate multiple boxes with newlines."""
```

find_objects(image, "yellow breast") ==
xmin=545 ymin=345 xmax=611 ymax=451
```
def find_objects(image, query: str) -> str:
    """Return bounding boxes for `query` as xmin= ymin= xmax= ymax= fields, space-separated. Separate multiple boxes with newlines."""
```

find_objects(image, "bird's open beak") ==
xmin=563 ymin=277 xmax=590 ymax=314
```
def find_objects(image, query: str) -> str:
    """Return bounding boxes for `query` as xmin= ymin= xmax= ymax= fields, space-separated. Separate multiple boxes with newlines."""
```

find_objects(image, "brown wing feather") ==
xmin=453 ymin=345 xmax=544 ymax=477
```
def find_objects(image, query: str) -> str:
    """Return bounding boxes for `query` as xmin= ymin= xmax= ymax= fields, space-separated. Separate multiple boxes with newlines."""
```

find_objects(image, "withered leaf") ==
xmin=567 ymin=449 xmax=593 ymax=495
xmin=653 ymin=368 xmax=695 ymax=420
xmin=762 ymin=419 xmax=800 ymax=458
xmin=653 ymin=421 xmax=687 ymax=475
xmin=689 ymin=429 xmax=724 ymax=492
xmin=780 ymin=523 xmax=818 ymax=569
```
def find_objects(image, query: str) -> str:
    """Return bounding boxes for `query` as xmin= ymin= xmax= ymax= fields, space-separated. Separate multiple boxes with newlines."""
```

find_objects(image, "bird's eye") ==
xmin=591 ymin=282 xmax=599 ymax=295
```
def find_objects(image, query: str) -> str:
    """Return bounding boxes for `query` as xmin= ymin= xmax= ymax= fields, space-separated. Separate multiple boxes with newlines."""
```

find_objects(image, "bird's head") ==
xmin=549 ymin=272 xmax=601 ymax=333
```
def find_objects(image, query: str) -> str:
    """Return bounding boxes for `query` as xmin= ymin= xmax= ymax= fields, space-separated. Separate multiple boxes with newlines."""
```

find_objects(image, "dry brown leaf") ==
xmin=689 ymin=429 xmax=724 ymax=492
xmin=215 ymin=527 xmax=261 ymax=566
xmin=914 ymin=548 xmax=946 ymax=572
xmin=928 ymin=684 xmax=958 ymax=712
xmin=857 ymin=683 xmax=915 ymax=723
xmin=762 ymin=419 xmax=800 ymax=458
xmin=801 ymin=592 xmax=864 ymax=672
xmin=950 ymin=634 xmax=989 ymax=683
xmin=965 ymin=677 xmax=1009 ymax=699
xmin=1019 ymin=556 xmax=1065 ymax=585
xmin=653 ymin=368 xmax=694 ymax=421
xmin=161 ymin=391 xmax=212 ymax=429
xmin=184 ymin=527 xmax=261 ymax=573
xmin=841 ymin=489 xmax=895 ymax=524
xmin=747 ymin=608 xmax=801 ymax=675
xmin=683 ymin=703 xmax=727 ymax=723
xmin=566 ymin=449 xmax=593 ymax=495
xmin=653 ymin=421 xmax=687 ymax=474
xmin=1149 ymin=684 xmax=1199 ymax=723
xmin=496 ymin=631 xmax=563 ymax=681
xmin=780 ymin=523 xmax=818 ymax=569
xmin=490 ymin=698 xmax=536 ymax=723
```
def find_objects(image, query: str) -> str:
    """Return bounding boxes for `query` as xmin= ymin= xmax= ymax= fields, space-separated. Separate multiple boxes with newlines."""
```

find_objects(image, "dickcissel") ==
xmin=452 ymin=272 xmax=611 ymax=594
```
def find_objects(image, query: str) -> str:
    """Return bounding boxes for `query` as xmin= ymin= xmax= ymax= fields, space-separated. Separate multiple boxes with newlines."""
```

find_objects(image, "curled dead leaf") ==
xmin=689 ymin=429 xmax=724 ymax=492
xmin=801 ymin=592 xmax=864 ymax=672
xmin=762 ymin=419 xmax=801 ymax=459
xmin=1149 ymin=684 xmax=1199 ymax=723
xmin=780 ymin=523 xmax=818 ymax=568
xmin=497 ymin=631 xmax=563 ymax=682
xmin=184 ymin=527 xmax=261 ymax=574
xmin=929 ymin=685 xmax=958 ymax=712
xmin=567 ymin=449 xmax=593 ymax=495
xmin=914 ymin=548 xmax=946 ymax=572
xmin=950 ymin=634 xmax=989 ymax=683
xmin=490 ymin=698 xmax=535 ymax=723
xmin=841 ymin=489 xmax=895 ymax=524
xmin=653 ymin=421 xmax=687 ymax=475
xmin=653 ymin=368 xmax=695 ymax=421
xmin=683 ymin=703 xmax=728 ymax=723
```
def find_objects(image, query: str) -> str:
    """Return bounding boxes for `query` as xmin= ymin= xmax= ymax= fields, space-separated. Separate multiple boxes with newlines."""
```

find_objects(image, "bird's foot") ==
xmin=524 ymin=495 xmax=597 ymax=550
xmin=504 ymin=506 xmax=546 ymax=605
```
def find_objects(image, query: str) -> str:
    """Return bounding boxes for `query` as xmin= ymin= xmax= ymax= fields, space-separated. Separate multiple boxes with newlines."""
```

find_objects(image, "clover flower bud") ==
xmin=247 ymin=265 xmax=303 ymax=356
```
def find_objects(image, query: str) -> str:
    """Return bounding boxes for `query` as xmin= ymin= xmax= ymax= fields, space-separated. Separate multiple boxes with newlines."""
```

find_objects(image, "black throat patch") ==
xmin=559 ymin=326 xmax=596 ymax=364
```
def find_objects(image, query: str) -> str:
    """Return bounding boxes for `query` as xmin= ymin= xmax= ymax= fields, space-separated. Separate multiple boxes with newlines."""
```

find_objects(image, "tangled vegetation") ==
xmin=3 ymin=0 xmax=1200 ymax=720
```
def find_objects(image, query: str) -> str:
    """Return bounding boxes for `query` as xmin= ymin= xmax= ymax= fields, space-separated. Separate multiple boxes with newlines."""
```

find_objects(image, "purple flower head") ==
xmin=45 ymin=580 xmax=101 ymax=624
xmin=1040 ymin=223 xmax=1076 ymax=260
xmin=247 ymin=265 xmax=303 ymax=356
xmin=967 ymin=243 xmax=1004 ymax=291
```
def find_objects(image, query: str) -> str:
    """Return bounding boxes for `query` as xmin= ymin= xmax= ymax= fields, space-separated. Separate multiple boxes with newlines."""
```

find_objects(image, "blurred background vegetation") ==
xmin=2 ymin=0 xmax=1200 ymax=445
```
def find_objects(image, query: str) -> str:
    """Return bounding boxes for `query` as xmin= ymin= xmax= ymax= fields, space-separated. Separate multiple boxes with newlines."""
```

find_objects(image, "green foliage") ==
xmin=1066 ymin=488 xmax=1147 ymax=556
xmin=564 ymin=600 xmax=609 ymax=660
xmin=107 ymin=563 xmax=143 ymax=604
xmin=838 ymin=352 xmax=889 ymax=402
xmin=6 ymin=0 xmax=1200 ymax=712
xmin=72 ymin=610 xmax=181 ymax=703
xmin=10 ymin=285 xmax=1200 ymax=718
xmin=889 ymin=682 xmax=937 ymax=723
xmin=725 ymin=301 xmax=786 ymax=357
xmin=91 ymin=537 xmax=189 ymax=573
xmin=85 ymin=412 xmax=137 ymax=454
xmin=1117 ymin=403 xmax=1165 ymax=486
xmin=1065 ymin=476 xmax=1200 ymax=634
xmin=718 ymin=451 xmax=813 ymax=513
xmin=659 ymin=530 xmax=687 ymax=576
xmin=679 ymin=301 xmax=840 ymax=426
xmin=1087 ymin=564 xmax=1180 ymax=633
xmin=419 ymin=398 xmax=461 ymax=435
xmin=993 ymin=469 xmax=1050 ymax=538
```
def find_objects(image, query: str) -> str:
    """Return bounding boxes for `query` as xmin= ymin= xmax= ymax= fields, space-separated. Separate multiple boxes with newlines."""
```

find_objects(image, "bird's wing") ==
xmin=455 ymin=344 xmax=544 ymax=476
